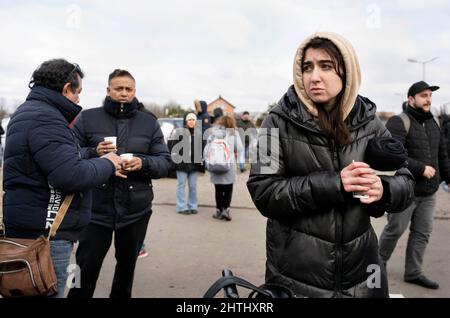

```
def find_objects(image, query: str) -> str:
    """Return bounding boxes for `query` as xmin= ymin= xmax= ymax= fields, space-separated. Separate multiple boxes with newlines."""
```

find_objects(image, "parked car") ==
xmin=157 ymin=117 xmax=184 ymax=144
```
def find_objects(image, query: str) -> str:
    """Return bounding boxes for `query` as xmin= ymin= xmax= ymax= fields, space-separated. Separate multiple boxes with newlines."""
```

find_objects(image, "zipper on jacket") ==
xmin=332 ymin=141 xmax=344 ymax=297
xmin=334 ymin=208 xmax=343 ymax=297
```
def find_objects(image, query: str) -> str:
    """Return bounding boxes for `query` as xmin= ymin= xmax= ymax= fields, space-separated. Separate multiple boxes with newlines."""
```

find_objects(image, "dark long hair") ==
xmin=302 ymin=38 xmax=351 ymax=145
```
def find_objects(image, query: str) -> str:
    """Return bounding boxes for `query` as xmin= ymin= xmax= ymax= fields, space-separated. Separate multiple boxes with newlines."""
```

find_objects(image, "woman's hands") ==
xmin=341 ymin=161 xmax=384 ymax=204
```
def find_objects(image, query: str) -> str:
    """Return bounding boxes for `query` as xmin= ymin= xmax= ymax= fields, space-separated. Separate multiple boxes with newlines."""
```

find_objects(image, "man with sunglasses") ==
xmin=2 ymin=59 xmax=124 ymax=297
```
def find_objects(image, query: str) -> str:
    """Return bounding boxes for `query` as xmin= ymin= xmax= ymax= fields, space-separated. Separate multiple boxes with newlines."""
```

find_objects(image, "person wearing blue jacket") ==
xmin=68 ymin=69 xmax=172 ymax=298
xmin=2 ymin=59 xmax=122 ymax=298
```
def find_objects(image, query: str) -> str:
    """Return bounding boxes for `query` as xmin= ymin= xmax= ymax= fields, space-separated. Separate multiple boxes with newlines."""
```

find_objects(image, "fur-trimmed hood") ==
xmin=194 ymin=99 xmax=208 ymax=114
xmin=293 ymin=32 xmax=361 ymax=120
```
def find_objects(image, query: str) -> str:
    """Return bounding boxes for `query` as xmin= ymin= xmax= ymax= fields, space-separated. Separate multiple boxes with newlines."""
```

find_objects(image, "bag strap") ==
xmin=0 ymin=210 xmax=4 ymax=238
xmin=399 ymin=112 xmax=441 ymax=134
xmin=47 ymin=194 xmax=74 ymax=239
xmin=399 ymin=112 xmax=410 ymax=134
xmin=203 ymin=273 xmax=273 ymax=298
xmin=0 ymin=192 xmax=74 ymax=239
xmin=0 ymin=170 xmax=5 ymax=237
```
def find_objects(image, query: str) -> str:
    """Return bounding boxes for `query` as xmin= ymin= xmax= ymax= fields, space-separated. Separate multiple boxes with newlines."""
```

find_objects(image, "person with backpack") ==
xmin=205 ymin=115 xmax=243 ymax=221
xmin=168 ymin=112 xmax=205 ymax=215
xmin=379 ymin=81 xmax=450 ymax=290
xmin=247 ymin=32 xmax=415 ymax=298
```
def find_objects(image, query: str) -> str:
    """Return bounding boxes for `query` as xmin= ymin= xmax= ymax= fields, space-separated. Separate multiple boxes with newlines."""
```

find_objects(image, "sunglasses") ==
xmin=65 ymin=63 xmax=81 ymax=82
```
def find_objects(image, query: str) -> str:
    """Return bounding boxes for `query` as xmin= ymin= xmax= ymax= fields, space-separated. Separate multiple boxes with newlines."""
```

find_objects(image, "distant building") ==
xmin=207 ymin=95 xmax=235 ymax=116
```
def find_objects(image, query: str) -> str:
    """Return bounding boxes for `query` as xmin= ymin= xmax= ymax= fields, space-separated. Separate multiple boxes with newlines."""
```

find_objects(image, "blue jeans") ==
xmin=176 ymin=170 xmax=198 ymax=212
xmin=50 ymin=240 xmax=74 ymax=298
xmin=239 ymin=146 xmax=249 ymax=171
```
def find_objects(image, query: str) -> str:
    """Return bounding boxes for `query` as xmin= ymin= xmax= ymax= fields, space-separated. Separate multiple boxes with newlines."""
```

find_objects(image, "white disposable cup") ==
xmin=353 ymin=192 xmax=369 ymax=199
xmin=351 ymin=159 xmax=369 ymax=199
xmin=104 ymin=136 xmax=117 ymax=148
xmin=120 ymin=153 xmax=133 ymax=162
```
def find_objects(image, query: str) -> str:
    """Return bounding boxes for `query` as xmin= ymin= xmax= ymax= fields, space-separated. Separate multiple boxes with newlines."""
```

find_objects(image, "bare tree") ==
xmin=0 ymin=98 xmax=8 ymax=120
xmin=143 ymin=102 xmax=165 ymax=118
xmin=163 ymin=100 xmax=186 ymax=118
xmin=255 ymin=102 xmax=276 ymax=128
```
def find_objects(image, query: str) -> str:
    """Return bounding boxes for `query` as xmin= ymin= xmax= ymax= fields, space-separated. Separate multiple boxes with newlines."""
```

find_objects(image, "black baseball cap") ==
xmin=407 ymin=81 xmax=439 ymax=97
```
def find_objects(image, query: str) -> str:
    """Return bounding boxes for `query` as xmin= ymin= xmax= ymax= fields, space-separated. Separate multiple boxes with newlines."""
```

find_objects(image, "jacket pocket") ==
xmin=126 ymin=182 xmax=153 ymax=214
xmin=92 ymin=182 xmax=114 ymax=215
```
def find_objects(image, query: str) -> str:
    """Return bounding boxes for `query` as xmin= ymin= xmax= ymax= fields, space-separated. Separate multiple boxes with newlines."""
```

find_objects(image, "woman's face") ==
xmin=302 ymin=48 xmax=343 ymax=108
xmin=186 ymin=118 xmax=196 ymax=129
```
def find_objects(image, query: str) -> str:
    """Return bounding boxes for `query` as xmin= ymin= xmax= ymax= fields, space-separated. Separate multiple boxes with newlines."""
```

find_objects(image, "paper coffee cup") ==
xmin=353 ymin=192 xmax=369 ymax=199
xmin=104 ymin=136 xmax=117 ymax=148
xmin=120 ymin=153 xmax=133 ymax=162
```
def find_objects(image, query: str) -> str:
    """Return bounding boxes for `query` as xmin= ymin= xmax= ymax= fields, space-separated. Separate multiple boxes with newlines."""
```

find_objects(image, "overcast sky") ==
xmin=1 ymin=0 xmax=449 ymax=114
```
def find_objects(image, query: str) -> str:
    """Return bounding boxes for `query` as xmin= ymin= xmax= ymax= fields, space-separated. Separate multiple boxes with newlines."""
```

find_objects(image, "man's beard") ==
xmin=413 ymin=102 xmax=431 ymax=113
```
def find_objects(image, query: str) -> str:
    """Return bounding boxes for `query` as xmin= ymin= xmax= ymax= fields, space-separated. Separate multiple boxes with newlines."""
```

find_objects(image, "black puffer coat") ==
xmin=167 ymin=113 xmax=205 ymax=173
xmin=73 ymin=97 xmax=172 ymax=229
xmin=247 ymin=86 xmax=415 ymax=298
xmin=386 ymin=106 xmax=450 ymax=196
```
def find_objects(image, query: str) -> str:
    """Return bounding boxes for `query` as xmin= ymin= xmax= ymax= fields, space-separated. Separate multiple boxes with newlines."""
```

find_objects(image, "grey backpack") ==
xmin=399 ymin=112 xmax=440 ymax=134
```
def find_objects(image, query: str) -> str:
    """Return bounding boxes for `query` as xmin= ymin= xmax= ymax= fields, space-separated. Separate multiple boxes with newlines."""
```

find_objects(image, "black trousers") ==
xmin=67 ymin=213 xmax=151 ymax=298
xmin=214 ymin=184 xmax=233 ymax=210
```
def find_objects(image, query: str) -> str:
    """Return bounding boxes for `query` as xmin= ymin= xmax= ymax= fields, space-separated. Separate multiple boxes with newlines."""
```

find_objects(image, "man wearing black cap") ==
xmin=379 ymin=81 xmax=450 ymax=290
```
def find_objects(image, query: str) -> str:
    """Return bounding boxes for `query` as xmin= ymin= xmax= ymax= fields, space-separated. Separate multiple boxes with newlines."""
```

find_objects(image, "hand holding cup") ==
xmin=120 ymin=153 xmax=142 ymax=172
xmin=96 ymin=137 xmax=117 ymax=156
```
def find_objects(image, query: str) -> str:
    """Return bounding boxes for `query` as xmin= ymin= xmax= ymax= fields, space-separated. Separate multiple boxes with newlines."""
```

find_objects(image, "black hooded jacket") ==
xmin=73 ymin=97 xmax=172 ymax=229
xmin=247 ymin=86 xmax=415 ymax=297
xmin=195 ymin=100 xmax=211 ymax=132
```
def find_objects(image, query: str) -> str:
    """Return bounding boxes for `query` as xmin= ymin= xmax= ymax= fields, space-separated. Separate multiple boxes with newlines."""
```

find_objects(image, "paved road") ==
xmin=89 ymin=172 xmax=450 ymax=298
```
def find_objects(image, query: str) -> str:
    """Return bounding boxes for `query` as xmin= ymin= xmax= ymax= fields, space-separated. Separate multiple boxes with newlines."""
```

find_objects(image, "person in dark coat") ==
xmin=211 ymin=107 xmax=223 ymax=124
xmin=236 ymin=111 xmax=256 ymax=172
xmin=441 ymin=113 xmax=450 ymax=160
xmin=379 ymin=81 xmax=450 ymax=289
xmin=67 ymin=69 xmax=172 ymax=298
xmin=168 ymin=112 xmax=205 ymax=214
xmin=2 ymin=59 xmax=122 ymax=298
xmin=194 ymin=99 xmax=211 ymax=133
xmin=0 ymin=123 xmax=4 ymax=142
xmin=247 ymin=32 xmax=415 ymax=298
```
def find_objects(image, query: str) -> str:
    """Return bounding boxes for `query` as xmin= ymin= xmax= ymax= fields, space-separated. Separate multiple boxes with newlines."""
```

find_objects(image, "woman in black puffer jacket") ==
xmin=247 ymin=32 xmax=415 ymax=298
